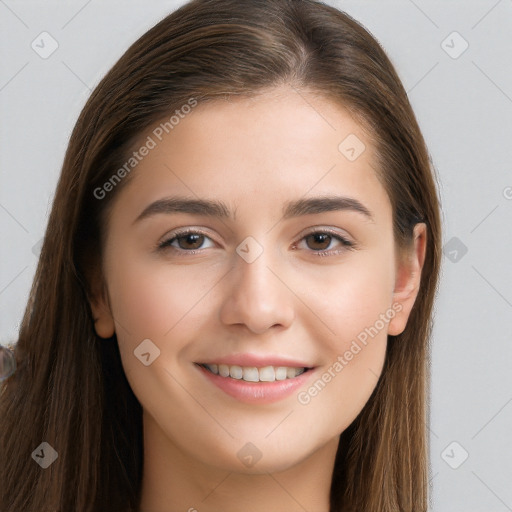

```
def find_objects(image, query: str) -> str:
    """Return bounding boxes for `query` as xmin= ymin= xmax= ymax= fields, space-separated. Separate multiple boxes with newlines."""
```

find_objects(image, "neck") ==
xmin=138 ymin=411 xmax=339 ymax=512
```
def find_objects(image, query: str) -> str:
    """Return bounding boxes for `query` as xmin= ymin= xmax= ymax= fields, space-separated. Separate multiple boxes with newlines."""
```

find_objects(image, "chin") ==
xmin=199 ymin=441 xmax=316 ymax=475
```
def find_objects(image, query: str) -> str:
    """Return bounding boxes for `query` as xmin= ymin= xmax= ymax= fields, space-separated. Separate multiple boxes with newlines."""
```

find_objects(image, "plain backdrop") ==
xmin=1 ymin=1 xmax=511 ymax=510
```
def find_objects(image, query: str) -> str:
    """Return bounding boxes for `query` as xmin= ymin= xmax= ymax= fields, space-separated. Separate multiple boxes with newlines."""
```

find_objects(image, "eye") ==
xmin=157 ymin=229 xmax=215 ymax=253
xmin=294 ymin=229 xmax=355 ymax=256
xmin=157 ymin=227 xmax=355 ymax=257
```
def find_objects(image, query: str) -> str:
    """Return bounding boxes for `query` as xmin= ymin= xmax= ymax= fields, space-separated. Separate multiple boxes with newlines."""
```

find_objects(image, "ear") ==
xmin=388 ymin=223 xmax=427 ymax=336
xmin=87 ymin=264 xmax=115 ymax=339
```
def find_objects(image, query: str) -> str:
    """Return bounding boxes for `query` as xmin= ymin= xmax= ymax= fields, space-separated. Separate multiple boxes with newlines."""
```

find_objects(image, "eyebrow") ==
xmin=132 ymin=194 xmax=374 ymax=224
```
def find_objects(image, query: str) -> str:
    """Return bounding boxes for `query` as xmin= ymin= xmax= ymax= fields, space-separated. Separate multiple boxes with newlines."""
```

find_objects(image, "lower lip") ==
xmin=196 ymin=364 xmax=315 ymax=404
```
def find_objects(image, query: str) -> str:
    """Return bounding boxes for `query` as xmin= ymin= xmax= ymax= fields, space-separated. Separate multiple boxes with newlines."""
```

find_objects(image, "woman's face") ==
xmin=91 ymin=85 xmax=424 ymax=474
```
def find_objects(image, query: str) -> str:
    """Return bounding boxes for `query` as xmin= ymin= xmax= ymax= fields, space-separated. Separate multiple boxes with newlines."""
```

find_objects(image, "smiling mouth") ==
xmin=197 ymin=363 xmax=312 ymax=383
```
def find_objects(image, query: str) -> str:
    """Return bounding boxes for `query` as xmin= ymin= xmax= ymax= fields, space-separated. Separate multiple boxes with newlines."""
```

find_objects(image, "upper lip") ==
xmin=197 ymin=354 xmax=314 ymax=368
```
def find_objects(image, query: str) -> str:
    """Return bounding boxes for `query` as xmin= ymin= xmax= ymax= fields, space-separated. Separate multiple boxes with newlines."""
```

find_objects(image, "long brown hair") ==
xmin=0 ymin=1 xmax=442 ymax=510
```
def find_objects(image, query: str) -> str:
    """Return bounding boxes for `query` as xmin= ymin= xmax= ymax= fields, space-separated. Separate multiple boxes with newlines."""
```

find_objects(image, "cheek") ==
xmin=103 ymin=256 xmax=222 ymax=414
xmin=294 ymin=252 xmax=393 ymax=424
xmin=302 ymin=247 xmax=395 ymax=348
xmin=106 ymin=255 xmax=220 ymax=343
xmin=297 ymin=340 xmax=387 ymax=445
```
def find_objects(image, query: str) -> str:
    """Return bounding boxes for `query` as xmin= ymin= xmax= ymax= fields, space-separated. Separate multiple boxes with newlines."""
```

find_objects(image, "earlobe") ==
xmin=388 ymin=223 xmax=427 ymax=336
xmin=89 ymin=280 xmax=115 ymax=339
xmin=92 ymin=299 xmax=115 ymax=339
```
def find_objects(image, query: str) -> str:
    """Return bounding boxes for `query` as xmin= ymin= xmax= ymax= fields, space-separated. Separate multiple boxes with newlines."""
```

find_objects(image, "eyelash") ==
xmin=156 ymin=227 xmax=356 ymax=257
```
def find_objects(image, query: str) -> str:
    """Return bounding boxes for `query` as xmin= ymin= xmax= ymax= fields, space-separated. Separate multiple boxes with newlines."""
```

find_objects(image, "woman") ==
xmin=0 ymin=0 xmax=442 ymax=510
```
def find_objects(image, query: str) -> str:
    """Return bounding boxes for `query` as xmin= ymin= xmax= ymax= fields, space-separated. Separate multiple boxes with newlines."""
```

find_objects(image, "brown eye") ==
xmin=175 ymin=233 xmax=205 ymax=250
xmin=158 ymin=230 xmax=215 ymax=252
xmin=295 ymin=229 xmax=355 ymax=256
xmin=305 ymin=233 xmax=333 ymax=251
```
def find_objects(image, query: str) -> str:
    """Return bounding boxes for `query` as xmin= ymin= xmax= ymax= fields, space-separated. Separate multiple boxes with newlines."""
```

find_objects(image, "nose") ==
xmin=218 ymin=245 xmax=295 ymax=335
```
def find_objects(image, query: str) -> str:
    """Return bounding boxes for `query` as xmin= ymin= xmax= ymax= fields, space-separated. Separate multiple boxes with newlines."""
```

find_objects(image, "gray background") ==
xmin=1 ymin=1 xmax=511 ymax=510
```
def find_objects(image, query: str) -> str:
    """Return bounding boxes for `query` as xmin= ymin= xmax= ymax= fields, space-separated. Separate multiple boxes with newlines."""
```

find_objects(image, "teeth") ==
xmin=259 ymin=366 xmax=275 ymax=382
xmin=229 ymin=365 xmax=243 ymax=379
xmin=275 ymin=367 xmax=287 ymax=381
xmin=242 ymin=367 xmax=259 ymax=382
xmin=286 ymin=367 xmax=297 ymax=379
xmin=203 ymin=363 xmax=307 ymax=382
xmin=218 ymin=364 xmax=230 ymax=377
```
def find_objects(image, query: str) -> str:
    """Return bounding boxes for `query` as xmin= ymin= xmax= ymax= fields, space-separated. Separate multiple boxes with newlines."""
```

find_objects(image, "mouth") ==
xmin=193 ymin=352 xmax=318 ymax=404
xmin=197 ymin=362 xmax=313 ymax=382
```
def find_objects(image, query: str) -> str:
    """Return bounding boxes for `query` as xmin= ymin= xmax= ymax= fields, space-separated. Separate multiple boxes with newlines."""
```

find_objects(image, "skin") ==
xmin=90 ymin=84 xmax=426 ymax=512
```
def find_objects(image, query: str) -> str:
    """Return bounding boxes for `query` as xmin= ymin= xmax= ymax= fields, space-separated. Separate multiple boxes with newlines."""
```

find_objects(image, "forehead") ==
xmin=109 ymin=86 xmax=391 ymax=226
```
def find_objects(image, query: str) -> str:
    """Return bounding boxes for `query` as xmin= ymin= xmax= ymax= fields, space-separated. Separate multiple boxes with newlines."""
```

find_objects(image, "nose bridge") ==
xmin=219 ymin=234 xmax=294 ymax=333
xmin=236 ymin=236 xmax=275 ymax=295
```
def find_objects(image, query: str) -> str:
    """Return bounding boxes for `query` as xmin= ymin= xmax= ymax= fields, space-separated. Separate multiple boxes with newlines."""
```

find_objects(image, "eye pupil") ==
xmin=307 ymin=233 xmax=331 ymax=250
xmin=179 ymin=233 xmax=204 ymax=249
